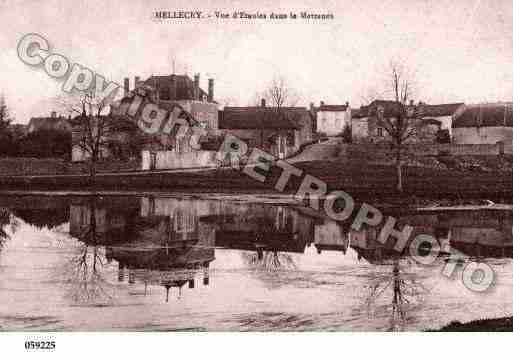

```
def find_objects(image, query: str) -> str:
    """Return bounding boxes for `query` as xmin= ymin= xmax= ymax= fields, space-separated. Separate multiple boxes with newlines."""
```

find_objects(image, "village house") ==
xmin=313 ymin=101 xmax=351 ymax=136
xmin=351 ymin=100 xmax=459 ymax=144
xmin=113 ymin=73 xmax=221 ymax=170
xmin=219 ymin=99 xmax=314 ymax=159
xmin=417 ymin=102 xmax=465 ymax=137
xmin=452 ymin=103 xmax=513 ymax=145
xmin=28 ymin=111 xmax=71 ymax=133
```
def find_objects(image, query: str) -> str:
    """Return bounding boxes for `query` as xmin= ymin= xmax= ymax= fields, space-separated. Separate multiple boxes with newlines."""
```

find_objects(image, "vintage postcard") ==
xmin=1 ymin=0 xmax=513 ymax=355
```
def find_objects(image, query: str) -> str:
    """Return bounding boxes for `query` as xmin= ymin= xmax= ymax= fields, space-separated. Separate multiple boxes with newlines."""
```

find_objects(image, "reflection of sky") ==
xmin=2 ymin=215 xmax=513 ymax=331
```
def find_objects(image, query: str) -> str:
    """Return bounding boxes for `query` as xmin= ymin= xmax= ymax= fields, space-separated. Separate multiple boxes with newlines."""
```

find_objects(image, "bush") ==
xmin=340 ymin=124 xmax=352 ymax=143
xmin=436 ymin=129 xmax=451 ymax=144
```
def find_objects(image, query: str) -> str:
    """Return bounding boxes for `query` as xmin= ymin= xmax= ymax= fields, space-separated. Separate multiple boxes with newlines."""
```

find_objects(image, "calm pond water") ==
xmin=0 ymin=193 xmax=512 ymax=331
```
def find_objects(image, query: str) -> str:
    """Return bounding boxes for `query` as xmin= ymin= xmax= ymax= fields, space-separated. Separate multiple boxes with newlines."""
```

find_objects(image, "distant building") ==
xmin=417 ymin=102 xmax=464 ymax=136
xmin=27 ymin=111 xmax=71 ymax=133
xmin=352 ymin=100 xmax=458 ymax=144
xmin=313 ymin=101 xmax=352 ymax=136
xmin=452 ymin=103 xmax=513 ymax=144
xmin=219 ymin=99 xmax=314 ymax=159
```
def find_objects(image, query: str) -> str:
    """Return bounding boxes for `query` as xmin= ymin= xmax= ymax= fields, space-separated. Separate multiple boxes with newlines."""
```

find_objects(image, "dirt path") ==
xmin=287 ymin=138 xmax=342 ymax=163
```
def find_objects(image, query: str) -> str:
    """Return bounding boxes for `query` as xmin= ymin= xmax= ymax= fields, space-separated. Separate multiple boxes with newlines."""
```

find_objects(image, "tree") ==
xmin=0 ymin=94 xmax=14 ymax=157
xmin=256 ymin=75 xmax=301 ymax=108
xmin=0 ymin=94 xmax=12 ymax=134
xmin=377 ymin=62 xmax=420 ymax=192
xmin=59 ymin=91 xmax=130 ymax=181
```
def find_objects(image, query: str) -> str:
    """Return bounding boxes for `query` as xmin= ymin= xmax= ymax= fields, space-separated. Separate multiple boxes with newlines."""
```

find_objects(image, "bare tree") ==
xmin=58 ymin=91 xmax=131 ymax=181
xmin=377 ymin=62 xmax=420 ymax=192
xmin=257 ymin=75 xmax=301 ymax=108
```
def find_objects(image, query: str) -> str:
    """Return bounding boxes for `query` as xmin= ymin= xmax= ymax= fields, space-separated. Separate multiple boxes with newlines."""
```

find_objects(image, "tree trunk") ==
xmin=89 ymin=153 xmax=97 ymax=185
xmin=396 ymin=146 xmax=403 ymax=192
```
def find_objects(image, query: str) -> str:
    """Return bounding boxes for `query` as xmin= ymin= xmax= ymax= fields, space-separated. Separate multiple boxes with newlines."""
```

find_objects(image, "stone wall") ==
xmin=141 ymin=150 xmax=220 ymax=170
xmin=453 ymin=127 xmax=513 ymax=145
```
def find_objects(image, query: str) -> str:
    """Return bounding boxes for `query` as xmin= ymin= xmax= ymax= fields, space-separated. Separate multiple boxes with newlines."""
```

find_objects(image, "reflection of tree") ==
xmin=64 ymin=243 xmax=113 ymax=303
xmin=365 ymin=259 xmax=427 ymax=331
xmin=242 ymin=249 xmax=297 ymax=272
xmin=63 ymin=197 xmax=113 ymax=304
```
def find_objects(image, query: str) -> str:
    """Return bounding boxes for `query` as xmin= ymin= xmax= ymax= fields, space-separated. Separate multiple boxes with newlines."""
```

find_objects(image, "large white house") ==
xmin=314 ymin=102 xmax=351 ymax=136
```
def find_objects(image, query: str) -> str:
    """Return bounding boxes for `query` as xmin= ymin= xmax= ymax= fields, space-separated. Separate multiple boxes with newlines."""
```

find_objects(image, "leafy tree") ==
xmin=0 ymin=94 xmax=14 ymax=157
xmin=0 ymin=94 xmax=12 ymax=134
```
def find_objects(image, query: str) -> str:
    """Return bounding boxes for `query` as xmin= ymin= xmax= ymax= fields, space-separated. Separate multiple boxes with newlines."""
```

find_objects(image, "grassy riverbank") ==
xmin=1 ymin=159 xmax=513 ymax=202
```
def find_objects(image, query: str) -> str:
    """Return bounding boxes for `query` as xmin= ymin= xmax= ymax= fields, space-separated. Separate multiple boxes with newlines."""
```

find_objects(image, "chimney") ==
xmin=170 ymin=75 xmax=176 ymax=101
xmin=194 ymin=73 xmax=200 ymax=100
xmin=208 ymin=78 xmax=214 ymax=102
xmin=124 ymin=77 xmax=129 ymax=96
xmin=310 ymin=102 xmax=314 ymax=111
xmin=320 ymin=101 xmax=325 ymax=107
xmin=346 ymin=101 xmax=349 ymax=107
xmin=409 ymin=100 xmax=414 ymax=106
xmin=261 ymin=98 xmax=266 ymax=107
xmin=134 ymin=76 xmax=140 ymax=88
xmin=51 ymin=111 xmax=57 ymax=118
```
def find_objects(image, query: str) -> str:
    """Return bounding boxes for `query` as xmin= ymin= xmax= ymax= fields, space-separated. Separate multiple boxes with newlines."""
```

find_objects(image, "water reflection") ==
xmin=1 ymin=195 xmax=513 ymax=330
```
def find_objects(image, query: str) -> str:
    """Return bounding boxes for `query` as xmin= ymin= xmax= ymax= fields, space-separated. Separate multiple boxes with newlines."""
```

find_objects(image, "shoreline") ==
xmin=434 ymin=317 xmax=513 ymax=332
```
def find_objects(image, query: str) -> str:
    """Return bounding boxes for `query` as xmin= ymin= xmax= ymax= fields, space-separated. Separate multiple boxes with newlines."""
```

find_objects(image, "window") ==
xmin=377 ymin=127 xmax=384 ymax=137
xmin=160 ymin=87 xmax=170 ymax=100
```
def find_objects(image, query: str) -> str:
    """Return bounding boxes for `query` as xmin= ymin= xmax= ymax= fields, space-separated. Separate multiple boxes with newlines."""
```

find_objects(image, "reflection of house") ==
xmin=107 ymin=242 xmax=214 ymax=302
xmin=452 ymin=103 xmax=513 ymax=144
xmin=209 ymin=203 xmax=315 ymax=254
xmin=141 ymin=197 xmax=316 ymax=254
xmin=219 ymin=100 xmax=314 ymax=159
xmin=446 ymin=210 xmax=513 ymax=258
xmin=68 ymin=197 xmax=141 ymax=244
xmin=314 ymin=101 xmax=351 ymax=136
xmin=314 ymin=220 xmax=348 ymax=254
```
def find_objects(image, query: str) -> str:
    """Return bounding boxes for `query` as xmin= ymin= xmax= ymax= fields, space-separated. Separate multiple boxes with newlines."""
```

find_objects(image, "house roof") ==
xmin=352 ymin=100 xmax=465 ymax=119
xmin=316 ymin=104 xmax=348 ymax=112
xmin=453 ymin=104 xmax=513 ymax=128
xmin=219 ymin=107 xmax=302 ymax=130
xmin=142 ymin=74 xmax=208 ymax=101
xmin=28 ymin=116 xmax=71 ymax=132
xmin=418 ymin=103 xmax=464 ymax=117
xmin=351 ymin=100 xmax=398 ymax=118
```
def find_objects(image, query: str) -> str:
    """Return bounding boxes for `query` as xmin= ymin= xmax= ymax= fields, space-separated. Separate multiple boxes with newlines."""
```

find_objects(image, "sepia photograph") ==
xmin=1 ymin=0 xmax=513 ymax=356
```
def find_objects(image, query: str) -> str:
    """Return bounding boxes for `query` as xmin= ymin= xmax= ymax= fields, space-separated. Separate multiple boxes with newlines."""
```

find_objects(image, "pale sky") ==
xmin=2 ymin=0 xmax=513 ymax=123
